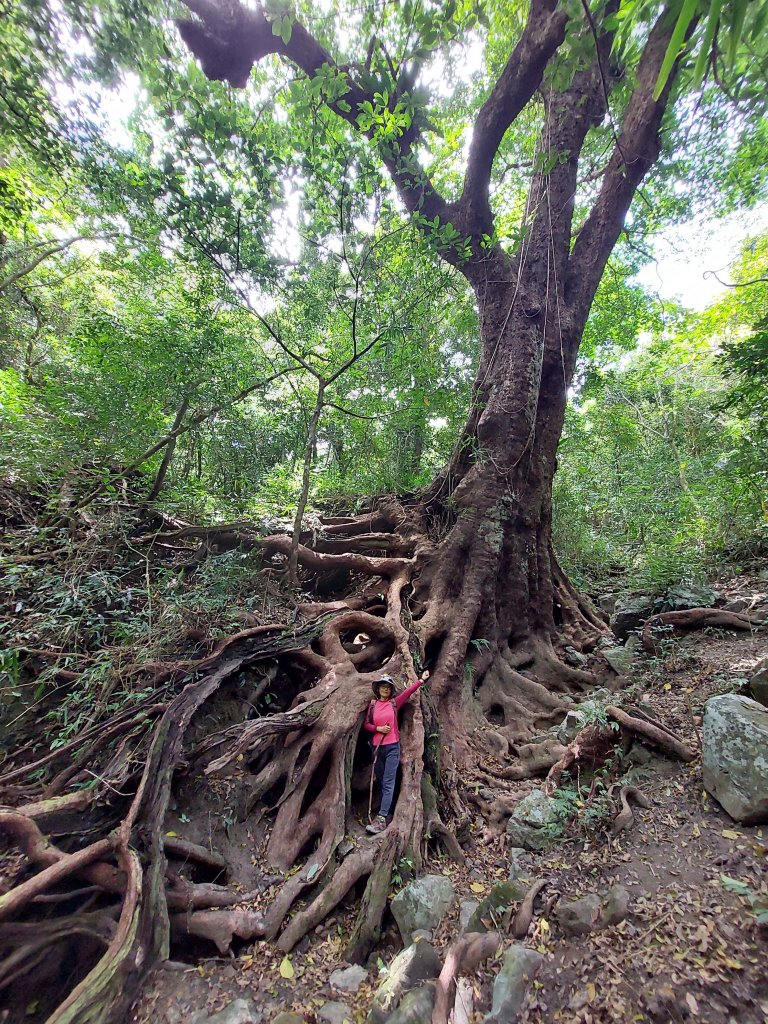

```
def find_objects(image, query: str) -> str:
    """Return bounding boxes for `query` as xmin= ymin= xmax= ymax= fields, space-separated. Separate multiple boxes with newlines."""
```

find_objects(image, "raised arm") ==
xmin=394 ymin=671 xmax=429 ymax=710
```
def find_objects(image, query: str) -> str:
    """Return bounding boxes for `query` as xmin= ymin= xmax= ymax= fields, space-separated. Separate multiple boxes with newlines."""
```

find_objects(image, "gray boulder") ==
xmin=555 ymin=885 xmax=631 ymax=935
xmin=564 ymin=645 xmax=588 ymax=667
xmin=271 ymin=1015 xmax=304 ymax=1024
xmin=507 ymin=847 xmax=530 ymax=882
xmin=485 ymin=945 xmax=545 ymax=1022
xmin=555 ymin=893 xmax=602 ymax=936
xmin=654 ymin=583 xmax=718 ymax=612
xmin=194 ymin=1001 xmax=262 ymax=1024
xmin=603 ymin=645 xmax=635 ymax=677
xmin=749 ymin=657 xmax=768 ymax=707
xmin=458 ymin=898 xmax=479 ymax=934
xmin=506 ymin=790 xmax=559 ymax=851
xmin=329 ymin=964 xmax=368 ymax=993
xmin=382 ymin=985 xmax=435 ymax=1024
xmin=702 ymin=694 xmax=768 ymax=823
xmin=611 ymin=596 xmax=654 ymax=640
xmin=601 ymin=885 xmax=631 ymax=926
xmin=368 ymin=941 xmax=442 ymax=1023
xmin=390 ymin=875 xmax=455 ymax=942
xmin=598 ymin=593 xmax=620 ymax=616
xmin=318 ymin=1002 xmax=352 ymax=1024
xmin=466 ymin=880 xmax=524 ymax=934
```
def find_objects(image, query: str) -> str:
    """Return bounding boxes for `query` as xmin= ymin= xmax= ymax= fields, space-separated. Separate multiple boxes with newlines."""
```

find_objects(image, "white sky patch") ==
xmin=634 ymin=203 xmax=768 ymax=309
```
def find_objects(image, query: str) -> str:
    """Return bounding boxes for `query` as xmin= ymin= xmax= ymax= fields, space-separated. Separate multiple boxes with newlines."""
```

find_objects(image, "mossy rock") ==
xmin=466 ymin=880 xmax=525 ymax=933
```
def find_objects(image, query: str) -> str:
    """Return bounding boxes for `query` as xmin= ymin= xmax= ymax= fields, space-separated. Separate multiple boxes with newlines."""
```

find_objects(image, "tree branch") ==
xmin=176 ymin=1 xmax=455 ymax=254
xmin=566 ymin=10 xmax=678 ymax=317
xmin=459 ymin=0 xmax=569 ymax=235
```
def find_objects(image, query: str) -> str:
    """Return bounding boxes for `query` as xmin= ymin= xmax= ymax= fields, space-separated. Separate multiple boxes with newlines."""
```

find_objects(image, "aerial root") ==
xmin=201 ymin=698 xmax=326 ymax=774
xmin=610 ymin=785 xmax=652 ymax=835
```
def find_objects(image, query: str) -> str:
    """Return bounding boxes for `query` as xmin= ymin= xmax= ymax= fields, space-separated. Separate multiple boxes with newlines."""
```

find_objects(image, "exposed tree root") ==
xmin=605 ymin=706 xmax=695 ymax=762
xmin=1 ymin=497 xmax=668 ymax=1017
xmin=432 ymin=931 xmax=500 ymax=1024
xmin=511 ymin=878 xmax=548 ymax=938
xmin=170 ymin=908 xmax=264 ymax=953
xmin=163 ymin=837 xmax=228 ymax=875
xmin=641 ymin=607 xmax=764 ymax=651
xmin=545 ymin=707 xmax=694 ymax=793
xmin=610 ymin=785 xmax=652 ymax=835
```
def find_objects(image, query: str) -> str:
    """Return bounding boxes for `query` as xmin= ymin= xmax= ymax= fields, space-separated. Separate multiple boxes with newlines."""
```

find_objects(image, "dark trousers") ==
xmin=373 ymin=741 xmax=400 ymax=818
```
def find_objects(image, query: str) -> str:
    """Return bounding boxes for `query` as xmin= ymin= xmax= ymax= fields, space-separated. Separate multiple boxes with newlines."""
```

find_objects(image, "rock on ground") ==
xmin=555 ymin=885 xmax=631 ymax=936
xmin=381 ymin=984 xmax=435 ymax=1024
xmin=367 ymin=941 xmax=442 ymax=1023
xmin=193 ymin=1000 xmax=262 ymax=1024
xmin=654 ymin=584 xmax=718 ymax=612
xmin=505 ymin=789 xmax=559 ymax=851
xmin=459 ymin=898 xmax=479 ymax=934
xmin=390 ymin=874 xmax=455 ymax=941
xmin=603 ymin=645 xmax=635 ymax=677
xmin=318 ymin=1001 xmax=352 ymax=1024
xmin=749 ymin=656 xmax=768 ymax=706
xmin=467 ymin=880 xmax=525 ymax=933
xmin=485 ymin=944 xmax=545 ymax=1022
xmin=702 ymin=694 xmax=768 ymax=823
xmin=611 ymin=596 xmax=654 ymax=640
xmin=329 ymin=965 xmax=368 ymax=993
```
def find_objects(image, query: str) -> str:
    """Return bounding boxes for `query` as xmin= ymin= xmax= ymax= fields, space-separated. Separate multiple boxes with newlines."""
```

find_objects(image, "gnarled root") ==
xmin=642 ymin=608 xmax=764 ymax=652
xmin=511 ymin=878 xmax=548 ymax=938
xmin=610 ymin=785 xmax=651 ymax=835
xmin=605 ymin=706 xmax=695 ymax=762
xmin=170 ymin=908 xmax=264 ymax=953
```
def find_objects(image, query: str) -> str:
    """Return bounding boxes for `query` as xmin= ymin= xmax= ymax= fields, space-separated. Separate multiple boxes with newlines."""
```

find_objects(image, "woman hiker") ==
xmin=363 ymin=670 xmax=430 ymax=834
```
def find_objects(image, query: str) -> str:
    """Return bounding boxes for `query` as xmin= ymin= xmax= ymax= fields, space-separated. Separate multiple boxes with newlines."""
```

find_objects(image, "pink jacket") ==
xmin=363 ymin=677 xmax=425 ymax=747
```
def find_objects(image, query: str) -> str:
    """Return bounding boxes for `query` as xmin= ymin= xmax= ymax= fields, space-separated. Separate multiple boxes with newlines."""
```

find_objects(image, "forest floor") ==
xmin=130 ymin=574 xmax=768 ymax=1024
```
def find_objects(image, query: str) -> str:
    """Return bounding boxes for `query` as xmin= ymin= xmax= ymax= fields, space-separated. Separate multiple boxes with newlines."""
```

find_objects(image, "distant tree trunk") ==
xmin=147 ymin=396 xmax=189 ymax=501
xmin=288 ymin=382 xmax=325 ymax=585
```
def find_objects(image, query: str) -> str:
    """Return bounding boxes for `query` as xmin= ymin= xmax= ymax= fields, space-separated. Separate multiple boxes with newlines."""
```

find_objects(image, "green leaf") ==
xmin=653 ymin=0 xmax=699 ymax=101
xmin=727 ymin=0 xmax=748 ymax=65
xmin=691 ymin=0 xmax=723 ymax=89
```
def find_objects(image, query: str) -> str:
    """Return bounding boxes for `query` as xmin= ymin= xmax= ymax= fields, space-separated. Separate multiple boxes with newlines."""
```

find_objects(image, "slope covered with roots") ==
xmin=0 ymin=482 xmax=712 ymax=1022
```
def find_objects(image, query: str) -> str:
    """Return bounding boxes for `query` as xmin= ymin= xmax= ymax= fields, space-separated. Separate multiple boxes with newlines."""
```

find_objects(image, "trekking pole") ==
xmin=368 ymin=741 xmax=380 ymax=824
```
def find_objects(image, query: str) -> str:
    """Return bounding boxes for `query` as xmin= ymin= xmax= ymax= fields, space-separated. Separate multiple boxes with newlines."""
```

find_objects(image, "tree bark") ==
xmin=147 ymin=395 xmax=190 ymax=501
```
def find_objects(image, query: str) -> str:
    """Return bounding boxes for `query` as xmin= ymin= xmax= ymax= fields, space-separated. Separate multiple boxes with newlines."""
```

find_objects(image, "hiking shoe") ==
xmin=366 ymin=816 xmax=388 ymax=834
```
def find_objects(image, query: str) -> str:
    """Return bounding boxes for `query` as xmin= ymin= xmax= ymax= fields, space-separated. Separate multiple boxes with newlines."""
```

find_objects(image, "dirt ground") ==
xmin=132 ymin=581 xmax=768 ymax=1024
